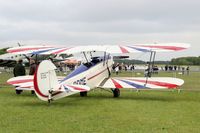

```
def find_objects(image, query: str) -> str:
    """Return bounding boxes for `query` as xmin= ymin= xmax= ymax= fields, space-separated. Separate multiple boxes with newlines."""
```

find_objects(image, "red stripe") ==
xmin=119 ymin=46 xmax=129 ymax=53
xmin=19 ymin=86 xmax=33 ymax=88
xmin=128 ymin=79 xmax=178 ymax=88
xmin=136 ymin=45 xmax=185 ymax=51
xmin=111 ymin=79 xmax=123 ymax=88
xmin=68 ymin=85 xmax=87 ymax=92
xmin=7 ymin=79 xmax=33 ymax=85
xmin=33 ymin=67 xmax=48 ymax=98
xmin=51 ymin=47 xmax=72 ymax=54
xmin=87 ymin=66 xmax=112 ymax=80
xmin=7 ymin=47 xmax=52 ymax=53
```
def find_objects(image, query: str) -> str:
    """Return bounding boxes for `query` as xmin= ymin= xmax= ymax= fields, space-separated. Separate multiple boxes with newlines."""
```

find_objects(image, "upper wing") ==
xmin=7 ymin=43 xmax=190 ymax=55
xmin=98 ymin=77 xmax=184 ymax=89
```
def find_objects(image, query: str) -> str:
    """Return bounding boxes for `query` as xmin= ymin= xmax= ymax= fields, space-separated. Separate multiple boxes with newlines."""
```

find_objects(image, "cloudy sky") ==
xmin=0 ymin=0 xmax=199 ymax=60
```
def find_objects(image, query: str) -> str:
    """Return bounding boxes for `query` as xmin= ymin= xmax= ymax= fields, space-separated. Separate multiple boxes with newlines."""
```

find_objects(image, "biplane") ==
xmin=7 ymin=43 xmax=190 ymax=102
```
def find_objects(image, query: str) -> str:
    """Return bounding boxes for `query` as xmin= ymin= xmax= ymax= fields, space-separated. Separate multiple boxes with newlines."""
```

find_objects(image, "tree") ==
xmin=0 ymin=47 xmax=9 ymax=55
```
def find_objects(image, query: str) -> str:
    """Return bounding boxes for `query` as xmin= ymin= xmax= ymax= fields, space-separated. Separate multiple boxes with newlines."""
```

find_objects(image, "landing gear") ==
xmin=80 ymin=91 xmax=87 ymax=97
xmin=48 ymin=99 xmax=51 ymax=104
xmin=48 ymin=90 xmax=53 ymax=104
xmin=31 ymin=90 xmax=35 ymax=94
xmin=16 ymin=90 xmax=23 ymax=95
xmin=112 ymin=88 xmax=120 ymax=97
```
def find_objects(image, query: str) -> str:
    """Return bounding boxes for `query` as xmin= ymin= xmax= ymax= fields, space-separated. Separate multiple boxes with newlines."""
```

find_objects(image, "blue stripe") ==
xmin=60 ymin=64 xmax=89 ymax=83
xmin=127 ymin=46 xmax=151 ymax=52
xmin=31 ymin=48 xmax=61 ymax=54
xmin=64 ymin=85 xmax=69 ymax=91
xmin=119 ymin=79 xmax=148 ymax=89
xmin=60 ymin=56 xmax=108 ymax=83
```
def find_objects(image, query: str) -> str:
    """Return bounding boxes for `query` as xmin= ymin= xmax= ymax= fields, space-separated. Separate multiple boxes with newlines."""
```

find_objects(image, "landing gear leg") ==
xmin=112 ymin=88 xmax=120 ymax=97
xmin=48 ymin=90 xmax=53 ymax=104
xmin=80 ymin=91 xmax=87 ymax=97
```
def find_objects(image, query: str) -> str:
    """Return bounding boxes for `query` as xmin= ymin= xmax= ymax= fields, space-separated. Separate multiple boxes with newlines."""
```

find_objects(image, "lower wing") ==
xmin=7 ymin=76 xmax=34 ymax=90
xmin=98 ymin=77 xmax=184 ymax=89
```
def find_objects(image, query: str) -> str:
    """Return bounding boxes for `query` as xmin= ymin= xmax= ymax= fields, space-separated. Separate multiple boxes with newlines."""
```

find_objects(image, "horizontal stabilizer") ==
xmin=7 ymin=76 xmax=34 ymax=90
xmin=53 ymin=84 xmax=90 ymax=92
xmin=7 ymin=75 xmax=65 ymax=91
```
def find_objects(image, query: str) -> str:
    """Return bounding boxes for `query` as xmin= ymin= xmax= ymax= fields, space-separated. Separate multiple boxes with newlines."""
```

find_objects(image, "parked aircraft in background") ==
xmin=0 ymin=53 xmax=28 ymax=67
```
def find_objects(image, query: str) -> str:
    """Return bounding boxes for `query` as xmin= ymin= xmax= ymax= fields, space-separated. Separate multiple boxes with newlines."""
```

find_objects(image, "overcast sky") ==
xmin=0 ymin=0 xmax=199 ymax=60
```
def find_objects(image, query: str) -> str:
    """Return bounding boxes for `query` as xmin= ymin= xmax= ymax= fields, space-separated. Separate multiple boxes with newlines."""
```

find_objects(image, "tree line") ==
xmin=171 ymin=56 xmax=200 ymax=65
xmin=115 ymin=56 xmax=200 ymax=65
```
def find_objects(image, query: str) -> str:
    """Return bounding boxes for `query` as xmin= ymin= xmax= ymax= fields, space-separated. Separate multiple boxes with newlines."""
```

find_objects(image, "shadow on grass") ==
xmin=3 ymin=90 xmax=200 ymax=107
xmin=14 ymin=95 xmax=181 ymax=107
xmin=84 ymin=94 xmax=175 ymax=102
xmin=0 ymin=90 xmax=37 ymax=98
xmin=75 ymin=91 xmax=200 ymax=102
xmin=16 ymin=96 xmax=90 ymax=107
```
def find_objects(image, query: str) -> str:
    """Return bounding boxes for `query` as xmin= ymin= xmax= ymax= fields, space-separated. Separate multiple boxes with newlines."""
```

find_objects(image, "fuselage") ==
xmin=60 ymin=55 xmax=113 ymax=89
xmin=43 ymin=55 xmax=113 ymax=100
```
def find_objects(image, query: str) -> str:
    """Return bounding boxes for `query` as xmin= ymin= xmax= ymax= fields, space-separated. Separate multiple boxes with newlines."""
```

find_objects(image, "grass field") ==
xmin=0 ymin=71 xmax=200 ymax=133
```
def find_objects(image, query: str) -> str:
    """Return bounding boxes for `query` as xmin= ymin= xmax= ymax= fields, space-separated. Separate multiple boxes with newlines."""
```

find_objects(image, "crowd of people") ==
xmin=112 ymin=63 xmax=135 ymax=75
xmin=112 ymin=63 xmax=190 ymax=75
xmin=162 ymin=65 xmax=190 ymax=75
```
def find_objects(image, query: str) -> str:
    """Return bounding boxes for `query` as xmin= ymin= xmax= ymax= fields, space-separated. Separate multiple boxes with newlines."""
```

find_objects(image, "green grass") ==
xmin=0 ymin=71 xmax=200 ymax=133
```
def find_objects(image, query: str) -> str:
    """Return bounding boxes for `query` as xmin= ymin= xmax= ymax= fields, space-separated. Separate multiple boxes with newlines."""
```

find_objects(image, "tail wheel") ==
xmin=113 ymin=88 xmax=120 ymax=97
xmin=80 ymin=91 xmax=87 ymax=97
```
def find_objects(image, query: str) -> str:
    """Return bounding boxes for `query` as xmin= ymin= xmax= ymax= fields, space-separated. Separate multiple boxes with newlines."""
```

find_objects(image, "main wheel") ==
xmin=113 ymin=88 xmax=120 ymax=97
xmin=80 ymin=91 xmax=87 ymax=97
xmin=31 ymin=90 xmax=35 ymax=94
xmin=16 ymin=90 xmax=23 ymax=95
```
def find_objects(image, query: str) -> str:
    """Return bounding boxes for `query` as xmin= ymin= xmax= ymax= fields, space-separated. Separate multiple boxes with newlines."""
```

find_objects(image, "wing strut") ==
xmin=83 ymin=52 xmax=89 ymax=63
xmin=145 ymin=51 xmax=156 ymax=85
xmin=106 ymin=53 xmax=111 ymax=77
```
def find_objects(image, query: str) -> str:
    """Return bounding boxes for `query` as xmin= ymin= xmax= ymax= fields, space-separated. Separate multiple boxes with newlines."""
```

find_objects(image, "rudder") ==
xmin=34 ymin=60 xmax=60 ymax=101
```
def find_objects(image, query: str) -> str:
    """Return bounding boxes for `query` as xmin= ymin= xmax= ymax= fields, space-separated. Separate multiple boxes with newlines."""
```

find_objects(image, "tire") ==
xmin=113 ymin=88 xmax=120 ymax=97
xmin=16 ymin=90 xmax=23 ymax=95
xmin=31 ymin=90 xmax=35 ymax=94
xmin=80 ymin=91 xmax=87 ymax=97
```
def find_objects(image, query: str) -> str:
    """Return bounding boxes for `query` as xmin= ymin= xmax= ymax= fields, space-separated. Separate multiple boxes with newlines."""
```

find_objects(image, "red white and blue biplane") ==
xmin=7 ymin=43 xmax=190 ymax=102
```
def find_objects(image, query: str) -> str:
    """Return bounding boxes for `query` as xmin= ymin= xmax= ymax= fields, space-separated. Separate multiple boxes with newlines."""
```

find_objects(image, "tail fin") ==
xmin=34 ymin=60 xmax=91 ymax=102
xmin=34 ymin=60 xmax=60 ymax=101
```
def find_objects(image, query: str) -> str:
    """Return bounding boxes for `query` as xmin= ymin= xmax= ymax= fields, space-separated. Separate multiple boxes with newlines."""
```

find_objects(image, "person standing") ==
xmin=182 ymin=67 xmax=185 ymax=75
xmin=13 ymin=59 xmax=26 ymax=94
xmin=115 ymin=64 xmax=119 ymax=75
xmin=186 ymin=66 xmax=190 ymax=75
xmin=29 ymin=59 xmax=37 ymax=75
